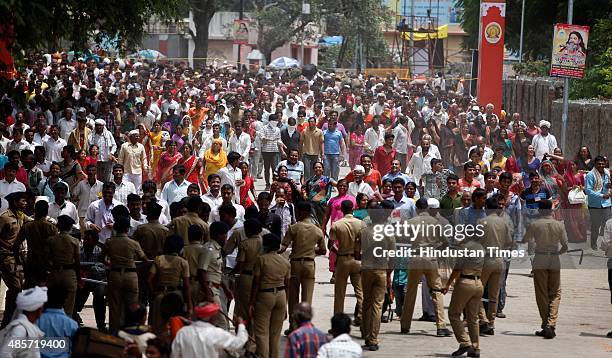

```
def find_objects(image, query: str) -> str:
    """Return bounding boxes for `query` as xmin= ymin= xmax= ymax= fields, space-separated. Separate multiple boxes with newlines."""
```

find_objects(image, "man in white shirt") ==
xmin=468 ymin=136 xmax=494 ymax=164
xmin=407 ymin=139 xmax=440 ymax=186
xmin=43 ymin=125 xmax=67 ymax=162
xmin=88 ymin=118 xmax=117 ymax=183
xmin=57 ymin=108 xmax=77 ymax=140
xmin=531 ymin=120 xmax=558 ymax=160
xmin=228 ymin=121 xmax=251 ymax=163
xmin=218 ymin=152 xmax=244 ymax=204
xmin=85 ymin=182 xmax=122 ymax=243
xmin=171 ymin=302 xmax=248 ymax=358
xmin=208 ymin=184 xmax=245 ymax=223
xmin=161 ymin=164 xmax=191 ymax=204
xmin=364 ymin=118 xmax=384 ymax=155
xmin=6 ymin=128 xmax=33 ymax=154
xmin=73 ymin=164 xmax=104 ymax=233
xmin=317 ymin=313 xmax=362 ymax=358
xmin=428 ymin=104 xmax=448 ymax=127
xmin=0 ymin=162 xmax=26 ymax=211
xmin=47 ymin=182 xmax=79 ymax=231
xmin=201 ymin=174 xmax=223 ymax=220
xmin=118 ymin=130 xmax=148 ymax=192
xmin=392 ymin=116 xmax=410 ymax=171
xmin=348 ymin=165 xmax=377 ymax=199
xmin=111 ymin=163 xmax=137 ymax=205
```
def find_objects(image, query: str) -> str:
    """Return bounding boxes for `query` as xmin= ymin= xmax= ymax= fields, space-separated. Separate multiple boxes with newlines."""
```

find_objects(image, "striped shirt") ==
xmin=284 ymin=322 xmax=328 ymax=358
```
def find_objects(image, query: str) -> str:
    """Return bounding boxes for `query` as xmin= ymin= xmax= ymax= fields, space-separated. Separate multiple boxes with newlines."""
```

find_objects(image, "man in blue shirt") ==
xmin=322 ymin=121 xmax=345 ymax=181
xmin=585 ymin=155 xmax=611 ymax=250
xmin=37 ymin=286 xmax=79 ymax=358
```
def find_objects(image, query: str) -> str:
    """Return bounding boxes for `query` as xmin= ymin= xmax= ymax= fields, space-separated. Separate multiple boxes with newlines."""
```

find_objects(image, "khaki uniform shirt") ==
xmin=20 ymin=219 xmax=58 ymax=263
xmin=169 ymin=213 xmax=209 ymax=245
xmin=330 ymin=214 xmax=364 ymax=256
xmin=201 ymin=240 xmax=223 ymax=284
xmin=406 ymin=212 xmax=444 ymax=249
xmin=253 ymin=253 xmax=290 ymax=290
xmin=525 ymin=216 xmax=569 ymax=254
xmin=132 ymin=220 xmax=169 ymax=259
xmin=183 ymin=242 xmax=206 ymax=278
xmin=237 ymin=236 xmax=263 ymax=272
xmin=361 ymin=226 xmax=395 ymax=270
xmin=150 ymin=254 xmax=189 ymax=287
xmin=46 ymin=232 xmax=80 ymax=266
xmin=282 ymin=218 xmax=325 ymax=259
xmin=105 ymin=233 xmax=147 ymax=269
xmin=454 ymin=240 xmax=485 ymax=276
xmin=477 ymin=213 xmax=513 ymax=264
xmin=0 ymin=210 xmax=31 ymax=255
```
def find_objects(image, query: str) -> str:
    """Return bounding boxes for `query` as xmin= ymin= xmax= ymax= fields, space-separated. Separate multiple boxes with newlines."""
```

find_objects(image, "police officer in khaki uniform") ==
xmin=168 ymin=196 xmax=209 ymax=245
xmin=17 ymin=200 xmax=58 ymax=288
xmin=201 ymin=221 xmax=231 ymax=330
xmin=183 ymin=224 xmax=207 ymax=306
xmin=148 ymin=234 xmax=191 ymax=335
xmin=524 ymin=199 xmax=568 ymax=339
xmin=361 ymin=203 xmax=394 ymax=351
xmin=476 ymin=195 xmax=513 ymax=335
xmin=132 ymin=201 xmax=168 ymax=304
xmin=400 ymin=198 xmax=452 ymax=336
xmin=442 ymin=227 xmax=486 ymax=358
xmin=330 ymin=200 xmax=364 ymax=325
xmin=45 ymin=215 xmax=81 ymax=316
xmin=279 ymin=201 xmax=326 ymax=333
xmin=0 ymin=191 xmax=31 ymax=328
xmin=250 ymin=233 xmax=290 ymax=358
xmin=233 ymin=218 xmax=263 ymax=353
xmin=104 ymin=214 xmax=148 ymax=333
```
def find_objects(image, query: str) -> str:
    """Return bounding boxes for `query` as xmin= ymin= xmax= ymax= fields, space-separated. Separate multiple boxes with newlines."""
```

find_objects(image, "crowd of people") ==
xmin=0 ymin=52 xmax=609 ymax=358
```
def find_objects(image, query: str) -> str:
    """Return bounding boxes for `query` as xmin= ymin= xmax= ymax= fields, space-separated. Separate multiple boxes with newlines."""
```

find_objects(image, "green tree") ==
xmin=190 ymin=0 xmax=221 ymax=68
xmin=0 ymin=0 xmax=187 ymax=60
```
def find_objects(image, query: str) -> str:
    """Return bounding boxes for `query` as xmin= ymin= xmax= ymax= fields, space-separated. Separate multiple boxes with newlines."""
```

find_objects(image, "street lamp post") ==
xmin=561 ymin=0 xmax=573 ymax=154
xmin=519 ymin=0 xmax=525 ymax=63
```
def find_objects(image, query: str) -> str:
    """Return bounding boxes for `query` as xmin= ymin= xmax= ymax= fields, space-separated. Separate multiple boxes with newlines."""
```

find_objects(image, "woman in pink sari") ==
xmin=562 ymin=160 xmax=587 ymax=242
xmin=321 ymin=179 xmax=356 ymax=282
xmin=155 ymin=140 xmax=183 ymax=187
xmin=349 ymin=123 xmax=365 ymax=169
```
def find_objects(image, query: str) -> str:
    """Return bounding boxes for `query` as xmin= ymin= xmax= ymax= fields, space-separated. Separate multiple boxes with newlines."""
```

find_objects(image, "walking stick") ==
xmin=218 ymin=310 xmax=257 ymax=343
xmin=565 ymin=248 xmax=584 ymax=265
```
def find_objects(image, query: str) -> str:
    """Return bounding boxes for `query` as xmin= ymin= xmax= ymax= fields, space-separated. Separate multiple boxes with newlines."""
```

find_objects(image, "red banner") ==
xmin=477 ymin=1 xmax=506 ymax=114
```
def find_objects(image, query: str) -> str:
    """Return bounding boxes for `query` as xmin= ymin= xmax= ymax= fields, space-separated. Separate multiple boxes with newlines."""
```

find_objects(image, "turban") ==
xmin=427 ymin=198 xmax=440 ymax=209
xmin=95 ymin=118 xmax=106 ymax=126
xmin=129 ymin=129 xmax=140 ymax=136
xmin=353 ymin=165 xmax=365 ymax=173
xmin=16 ymin=286 xmax=47 ymax=313
xmin=539 ymin=120 xmax=551 ymax=128
xmin=195 ymin=303 xmax=220 ymax=320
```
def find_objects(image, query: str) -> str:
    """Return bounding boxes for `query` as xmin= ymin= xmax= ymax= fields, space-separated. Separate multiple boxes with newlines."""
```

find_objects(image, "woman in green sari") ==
xmin=303 ymin=161 xmax=335 ymax=225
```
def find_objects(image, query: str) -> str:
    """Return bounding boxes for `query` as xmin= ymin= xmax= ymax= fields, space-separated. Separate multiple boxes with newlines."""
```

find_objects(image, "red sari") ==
xmin=562 ymin=162 xmax=587 ymax=242
xmin=155 ymin=151 xmax=183 ymax=187
xmin=240 ymin=175 xmax=255 ymax=208
xmin=180 ymin=155 xmax=202 ymax=191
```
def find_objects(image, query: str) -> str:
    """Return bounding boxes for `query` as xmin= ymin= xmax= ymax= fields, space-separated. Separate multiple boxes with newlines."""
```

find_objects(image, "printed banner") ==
xmin=550 ymin=23 xmax=589 ymax=79
xmin=233 ymin=19 xmax=250 ymax=45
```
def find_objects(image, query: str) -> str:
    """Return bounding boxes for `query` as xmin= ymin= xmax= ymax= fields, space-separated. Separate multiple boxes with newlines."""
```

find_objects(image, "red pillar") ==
xmin=477 ymin=1 xmax=506 ymax=114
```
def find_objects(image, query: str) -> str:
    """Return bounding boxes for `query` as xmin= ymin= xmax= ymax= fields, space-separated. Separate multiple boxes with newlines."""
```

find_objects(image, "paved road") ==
xmin=71 ymin=165 xmax=612 ymax=356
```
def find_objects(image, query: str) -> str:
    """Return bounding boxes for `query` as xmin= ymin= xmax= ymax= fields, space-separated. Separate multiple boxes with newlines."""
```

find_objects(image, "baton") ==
xmin=217 ymin=310 xmax=256 ymax=343
xmin=565 ymin=249 xmax=584 ymax=265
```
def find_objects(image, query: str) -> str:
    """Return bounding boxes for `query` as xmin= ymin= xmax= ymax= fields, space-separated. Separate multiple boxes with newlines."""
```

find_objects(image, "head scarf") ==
xmin=204 ymin=138 xmax=227 ymax=168
xmin=563 ymin=160 xmax=583 ymax=187
xmin=16 ymin=286 xmax=48 ymax=313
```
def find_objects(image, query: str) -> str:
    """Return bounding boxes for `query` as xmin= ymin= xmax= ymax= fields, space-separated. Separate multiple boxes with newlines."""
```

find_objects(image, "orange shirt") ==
xmin=188 ymin=107 xmax=208 ymax=130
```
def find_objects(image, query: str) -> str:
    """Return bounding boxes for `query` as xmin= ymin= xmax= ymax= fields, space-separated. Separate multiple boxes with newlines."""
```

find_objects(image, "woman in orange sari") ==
xmin=202 ymin=138 xmax=227 ymax=186
xmin=155 ymin=140 xmax=183 ymax=187
xmin=179 ymin=143 xmax=204 ymax=192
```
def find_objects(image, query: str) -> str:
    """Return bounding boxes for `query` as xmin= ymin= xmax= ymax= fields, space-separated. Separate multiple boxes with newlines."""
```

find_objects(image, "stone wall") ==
xmin=502 ymin=78 xmax=612 ymax=158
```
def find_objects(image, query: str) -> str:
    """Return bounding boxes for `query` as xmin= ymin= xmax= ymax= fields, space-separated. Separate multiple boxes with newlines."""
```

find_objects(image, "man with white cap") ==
xmin=171 ymin=303 xmax=248 ymax=358
xmin=531 ymin=121 xmax=558 ymax=160
xmin=0 ymin=287 xmax=47 ymax=357
xmin=118 ymin=130 xmax=148 ymax=192
xmin=348 ymin=165 xmax=380 ymax=200
xmin=88 ymin=118 xmax=117 ymax=183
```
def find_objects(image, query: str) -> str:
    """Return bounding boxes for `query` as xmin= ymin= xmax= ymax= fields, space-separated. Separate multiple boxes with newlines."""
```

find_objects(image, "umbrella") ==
xmin=269 ymin=56 xmax=300 ymax=69
xmin=129 ymin=49 xmax=166 ymax=61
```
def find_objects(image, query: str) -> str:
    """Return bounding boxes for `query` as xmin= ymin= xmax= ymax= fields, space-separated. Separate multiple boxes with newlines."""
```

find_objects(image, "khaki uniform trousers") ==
xmin=0 ymin=255 xmax=23 ymax=328
xmin=47 ymin=269 xmax=77 ymax=317
xmin=108 ymin=270 xmax=139 ymax=333
xmin=190 ymin=278 xmax=201 ymax=306
xmin=361 ymin=270 xmax=387 ymax=346
xmin=533 ymin=254 xmax=561 ymax=328
xmin=333 ymin=255 xmax=363 ymax=322
xmin=400 ymin=258 xmax=447 ymax=330
xmin=254 ymin=289 xmax=287 ymax=358
xmin=478 ymin=261 xmax=502 ymax=326
xmin=234 ymin=273 xmax=256 ymax=352
xmin=449 ymin=278 xmax=484 ymax=350
xmin=288 ymin=260 xmax=316 ymax=327
xmin=137 ymin=262 xmax=153 ymax=306
xmin=205 ymin=283 xmax=229 ymax=330
xmin=150 ymin=288 xmax=182 ymax=335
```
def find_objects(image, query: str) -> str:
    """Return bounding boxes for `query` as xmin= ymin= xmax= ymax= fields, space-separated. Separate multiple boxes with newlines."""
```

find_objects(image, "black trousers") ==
xmin=75 ymin=282 xmax=106 ymax=328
